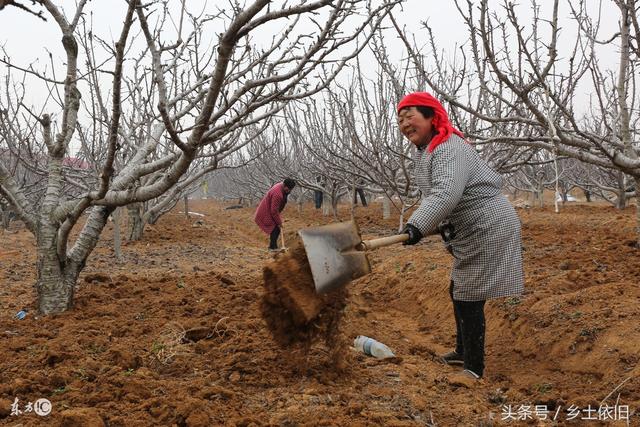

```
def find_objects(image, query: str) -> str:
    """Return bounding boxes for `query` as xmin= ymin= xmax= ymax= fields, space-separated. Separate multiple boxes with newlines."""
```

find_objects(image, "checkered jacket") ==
xmin=408 ymin=134 xmax=524 ymax=301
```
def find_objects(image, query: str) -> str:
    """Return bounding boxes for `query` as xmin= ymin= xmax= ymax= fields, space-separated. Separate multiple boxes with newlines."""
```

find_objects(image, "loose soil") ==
xmin=0 ymin=199 xmax=639 ymax=426
xmin=261 ymin=241 xmax=348 ymax=353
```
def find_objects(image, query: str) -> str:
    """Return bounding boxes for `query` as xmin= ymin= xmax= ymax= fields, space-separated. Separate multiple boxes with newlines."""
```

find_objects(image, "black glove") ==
xmin=401 ymin=223 xmax=423 ymax=245
xmin=437 ymin=220 xmax=456 ymax=242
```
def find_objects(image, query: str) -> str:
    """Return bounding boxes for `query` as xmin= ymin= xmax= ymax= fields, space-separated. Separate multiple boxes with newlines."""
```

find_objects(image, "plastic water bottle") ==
xmin=353 ymin=335 xmax=395 ymax=359
xmin=15 ymin=309 xmax=28 ymax=320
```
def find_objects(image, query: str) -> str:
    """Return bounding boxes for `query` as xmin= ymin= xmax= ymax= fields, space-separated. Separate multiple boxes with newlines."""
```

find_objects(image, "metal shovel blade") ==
xmin=298 ymin=220 xmax=371 ymax=294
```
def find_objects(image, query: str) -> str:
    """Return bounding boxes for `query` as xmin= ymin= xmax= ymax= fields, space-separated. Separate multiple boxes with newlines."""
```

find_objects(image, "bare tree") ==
xmin=392 ymin=0 xmax=640 ymax=244
xmin=0 ymin=0 xmax=45 ymax=20
xmin=0 ymin=0 xmax=400 ymax=314
xmin=565 ymin=163 xmax=636 ymax=208
xmin=273 ymin=61 xmax=421 ymax=227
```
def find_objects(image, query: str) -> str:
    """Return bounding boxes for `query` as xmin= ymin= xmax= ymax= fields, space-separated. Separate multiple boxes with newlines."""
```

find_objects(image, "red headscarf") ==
xmin=397 ymin=92 xmax=464 ymax=153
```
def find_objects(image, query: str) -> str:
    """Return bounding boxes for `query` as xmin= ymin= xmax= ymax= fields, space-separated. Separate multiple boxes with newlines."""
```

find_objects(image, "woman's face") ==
xmin=397 ymin=106 xmax=434 ymax=147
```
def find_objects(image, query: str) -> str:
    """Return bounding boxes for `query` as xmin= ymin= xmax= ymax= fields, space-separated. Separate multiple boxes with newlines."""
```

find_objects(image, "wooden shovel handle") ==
xmin=357 ymin=233 xmax=409 ymax=251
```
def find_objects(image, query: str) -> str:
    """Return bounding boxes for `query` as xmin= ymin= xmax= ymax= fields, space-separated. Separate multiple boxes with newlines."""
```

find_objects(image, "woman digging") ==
xmin=397 ymin=92 xmax=524 ymax=380
xmin=254 ymin=178 xmax=296 ymax=252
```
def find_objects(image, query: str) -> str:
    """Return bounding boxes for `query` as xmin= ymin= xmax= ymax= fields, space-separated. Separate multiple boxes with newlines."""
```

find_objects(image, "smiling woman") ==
xmin=396 ymin=91 xmax=525 ymax=381
xmin=397 ymin=92 xmax=465 ymax=152
xmin=397 ymin=106 xmax=434 ymax=148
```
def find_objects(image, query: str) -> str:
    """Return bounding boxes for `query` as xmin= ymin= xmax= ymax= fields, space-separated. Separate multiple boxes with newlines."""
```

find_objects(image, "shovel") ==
xmin=298 ymin=220 xmax=409 ymax=294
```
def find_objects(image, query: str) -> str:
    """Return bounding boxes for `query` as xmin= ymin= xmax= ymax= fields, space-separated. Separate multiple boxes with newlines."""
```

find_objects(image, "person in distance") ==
xmin=254 ymin=178 xmax=296 ymax=252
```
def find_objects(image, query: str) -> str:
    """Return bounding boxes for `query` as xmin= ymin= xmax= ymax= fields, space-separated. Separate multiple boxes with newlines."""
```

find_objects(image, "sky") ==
xmin=0 ymin=2 xmax=457 ymax=67
xmin=0 ymin=1 xmax=463 ymax=84
xmin=0 ymin=0 xmax=461 ymax=154
xmin=0 ymin=0 xmax=621 ymax=91
xmin=0 ymin=0 xmax=623 ymax=154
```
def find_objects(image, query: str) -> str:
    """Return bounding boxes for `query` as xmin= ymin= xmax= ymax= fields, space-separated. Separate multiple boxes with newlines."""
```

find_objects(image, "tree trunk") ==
xmin=0 ymin=202 xmax=14 ymax=229
xmin=36 ymin=232 xmax=77 ymax=314
xmin=635 ymin=178 xmax=640 ymax=248
xmin=536 ymin=183 xmax=544 ymax=208
xmin=37 ymin=269 xmax=77 ymax=314
xmin=322 ymin=192 xmax=330 ymax=216
xmin=36 ymin=156 xmax=76 ymax=315
xmin=201 ymin=181 xmax=208 ymax=199
xmin=331 ymin=194 xmax=339 ymax=220
xmin=616 ymin=173 xmax=627 ymax=209
xmin=144 ymin=193 xmax=181 ymax=226
xmin=398 ymin=201 xmax=408 ymax=232
xmin=616 ymin=193 xmax=626 ymax=210
xmin=1 ymin=211 xmax=9 ymax=229
xmin=382 ymin=196 xmax=391 ymax=220
xmin=183 ymin=195 xmax=189 ymax=219
xmin=36 ymin=205 xmax=115 ymax=314
xmin=553 ymin=155 xmax=560 ymax=213
xmin=584 ymin=189 xmax=591 ymax=202
xmin=349 ymin=184 xmax=356 ymax=218
xmin=127 ymin=203 xmax=145 ymax=241
xmin=113 ymin=208 xmax=122 ymax=262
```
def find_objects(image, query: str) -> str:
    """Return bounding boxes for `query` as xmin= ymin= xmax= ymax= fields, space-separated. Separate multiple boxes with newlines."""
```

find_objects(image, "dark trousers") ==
xmin=353 ymin=188 xmax=367 ymax=206
xmin=269 ymin=226 xmax=281 ymax=249
xmin=450 ymin=281 xmax=486 ymax=376
xmin=314 ymin=191 xmax=323 ymax=209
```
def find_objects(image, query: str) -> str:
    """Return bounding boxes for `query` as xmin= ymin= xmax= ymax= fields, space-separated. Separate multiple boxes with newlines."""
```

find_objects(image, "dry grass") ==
xmin=150 ymin=322 xmax=191 ymax=365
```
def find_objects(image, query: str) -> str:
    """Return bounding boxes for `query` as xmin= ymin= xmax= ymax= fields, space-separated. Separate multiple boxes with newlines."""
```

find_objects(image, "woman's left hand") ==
xmin=401 ymin=223 xmax=423 ymax=245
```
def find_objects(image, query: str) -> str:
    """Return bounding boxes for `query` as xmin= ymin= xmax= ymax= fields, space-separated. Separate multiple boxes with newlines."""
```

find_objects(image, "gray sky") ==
xmin=0 ymin=1 xmax=464 ymax=77
xmin=0 ymin=0 xmax=620 ymax=91
xmin=0 ymin=1 xmax=461 ymax=136
xmin=0 ymin=0 xmax=622 ymax=154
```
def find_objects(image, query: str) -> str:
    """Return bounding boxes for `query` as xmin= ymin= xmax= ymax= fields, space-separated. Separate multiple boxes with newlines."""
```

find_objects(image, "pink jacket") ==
xmin=254 ymin=182 xmax=287 ymax=234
